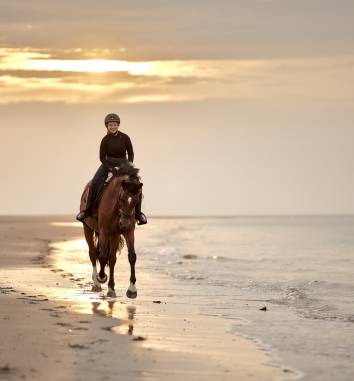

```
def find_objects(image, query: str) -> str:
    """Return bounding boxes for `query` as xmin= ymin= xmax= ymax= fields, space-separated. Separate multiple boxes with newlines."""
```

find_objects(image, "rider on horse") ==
xmin=76 ymin=113 xmax=147 ymax=225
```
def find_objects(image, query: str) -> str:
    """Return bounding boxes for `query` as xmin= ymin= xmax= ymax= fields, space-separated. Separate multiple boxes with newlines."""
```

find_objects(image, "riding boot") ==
xmin=135 ymin=193 xmax=147 ymax=225
xmin=76 ymin=164 xmax=108 ymax=222
xmin=76 ymin=185 xmax=96 ymax=222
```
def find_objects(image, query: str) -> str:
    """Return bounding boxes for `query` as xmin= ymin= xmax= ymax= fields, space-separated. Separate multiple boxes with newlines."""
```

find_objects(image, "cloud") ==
xmin=1 ymin=1 xmax=354 ymax=60
xmin=0 ymin=47 xmax=353 ymax=104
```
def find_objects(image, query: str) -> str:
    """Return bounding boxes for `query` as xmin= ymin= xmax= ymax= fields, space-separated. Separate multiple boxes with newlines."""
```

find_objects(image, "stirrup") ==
xmin=136 ymin=212 xmax=147 ymax=225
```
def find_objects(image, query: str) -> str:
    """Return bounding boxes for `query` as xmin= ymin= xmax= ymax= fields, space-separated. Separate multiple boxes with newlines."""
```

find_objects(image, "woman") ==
xmin=76 ymin=113 xmax=147 ymax=225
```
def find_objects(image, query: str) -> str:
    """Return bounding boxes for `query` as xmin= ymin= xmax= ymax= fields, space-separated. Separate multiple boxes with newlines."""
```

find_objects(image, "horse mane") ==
xmin=114 ymin=159 xmax=140 ymax=182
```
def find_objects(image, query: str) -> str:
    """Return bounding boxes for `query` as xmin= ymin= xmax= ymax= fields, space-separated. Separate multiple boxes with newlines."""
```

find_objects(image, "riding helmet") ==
xmin=104 ymin=113 xmax=120 ymax=126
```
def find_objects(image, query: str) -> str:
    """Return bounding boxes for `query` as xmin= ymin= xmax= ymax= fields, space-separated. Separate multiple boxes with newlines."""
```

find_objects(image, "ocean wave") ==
xmin=269 ymin=285 xmax=354 ymax=323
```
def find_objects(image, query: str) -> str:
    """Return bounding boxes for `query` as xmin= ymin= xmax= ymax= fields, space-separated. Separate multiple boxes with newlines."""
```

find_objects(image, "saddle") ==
xmin=80 ymin=172 xmax=114 ymax=213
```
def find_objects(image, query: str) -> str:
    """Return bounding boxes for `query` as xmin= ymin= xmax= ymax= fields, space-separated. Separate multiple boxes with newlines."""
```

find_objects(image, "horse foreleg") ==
xmin=97 ymin=231 xmax=109 ymax=284
xmin=83 ymin=225 xmax=101 ymax=292
xmin=107 ymin=237 xmax=118 ymax=298
xmin=91 ymin=266 xmax=102 ymax=291
xmin=107 ymin=240 xmax=118 ymax=298
xmin=123 ymin=229 xmax=137 ymax=299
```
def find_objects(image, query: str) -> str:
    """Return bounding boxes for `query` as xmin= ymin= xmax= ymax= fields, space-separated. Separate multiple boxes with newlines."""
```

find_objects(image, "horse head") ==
xmin=118 ymin=178 xmax=143 ymax=231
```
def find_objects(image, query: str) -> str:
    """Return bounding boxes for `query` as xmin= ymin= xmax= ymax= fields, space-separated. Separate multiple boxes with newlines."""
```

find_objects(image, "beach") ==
xmin=1 ymin=1 xmax=354 ymax=380
xmin=0 ymin=216 xmax=292 ymax=381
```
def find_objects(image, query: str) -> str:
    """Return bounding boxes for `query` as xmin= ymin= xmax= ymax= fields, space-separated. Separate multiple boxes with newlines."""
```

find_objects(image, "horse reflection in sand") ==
xmin=91 ymin=302 xmax=136 ymax=335
xmin=79 ymin=160 xmax=143 ymax=298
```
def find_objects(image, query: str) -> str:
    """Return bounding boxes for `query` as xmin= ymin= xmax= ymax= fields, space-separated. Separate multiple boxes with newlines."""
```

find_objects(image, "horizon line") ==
xmin=1 ymin=213 xmax=354 ymax=219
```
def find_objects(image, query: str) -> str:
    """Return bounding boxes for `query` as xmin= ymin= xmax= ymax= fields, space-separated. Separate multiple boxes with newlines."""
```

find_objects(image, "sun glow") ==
xmin=1 ymin=48 xmax=354 ymax=104
xmin=0 ymin=48 xmax=212 ymax=77
xmin=24 ymin=59 xmax=154 ymax=74
xmin=0 ymin=48 xmax=201 ymax=77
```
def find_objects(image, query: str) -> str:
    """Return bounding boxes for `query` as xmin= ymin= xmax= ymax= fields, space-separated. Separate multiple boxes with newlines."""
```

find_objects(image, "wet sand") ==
xmin=0 ymin=216 xmax=294 ymax=381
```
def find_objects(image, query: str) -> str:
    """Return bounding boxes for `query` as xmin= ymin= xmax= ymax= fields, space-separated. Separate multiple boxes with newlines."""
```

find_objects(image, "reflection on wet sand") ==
xmin=127 ymin=305 xmax=136 ymax=335
xmin=89 ymin=301 xmax=137 ymax=336
xmin=11 ymin=238 xmax=213 ymax=353
xmin=46 ymin=239 xmax=201 ymax=351
xmin=44 ymin=239 xmax=142 ymax=341
xmin=91 ymin=300 xmax=116 ymax=318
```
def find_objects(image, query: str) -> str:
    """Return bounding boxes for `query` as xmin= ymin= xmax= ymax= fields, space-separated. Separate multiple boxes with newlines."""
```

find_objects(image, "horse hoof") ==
xmin=126 ymin=289 xmax=137 ymax=299
xmin=107 ymin=289 xmax=116 ymax=298
xmin=96 ymin=274 xmax=107 ymax=284
xmin=91 ymin=284 xmax=102 ymax=292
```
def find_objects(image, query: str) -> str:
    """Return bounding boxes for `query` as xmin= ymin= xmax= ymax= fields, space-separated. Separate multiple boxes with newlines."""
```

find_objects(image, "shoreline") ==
xmin=0 ymin=216 xmax=296 ymax=381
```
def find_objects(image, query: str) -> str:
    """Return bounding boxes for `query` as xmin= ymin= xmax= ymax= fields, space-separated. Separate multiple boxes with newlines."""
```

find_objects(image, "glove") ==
xmin=110 ymin=167 xmax=119 ymax=176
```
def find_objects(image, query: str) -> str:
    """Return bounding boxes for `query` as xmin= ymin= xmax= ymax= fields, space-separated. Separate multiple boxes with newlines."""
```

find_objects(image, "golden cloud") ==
xmin=0 ymin=48 xmax=353 ymax=104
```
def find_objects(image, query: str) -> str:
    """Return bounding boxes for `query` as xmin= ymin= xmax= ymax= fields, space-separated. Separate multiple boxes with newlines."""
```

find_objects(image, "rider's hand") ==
xmin=110 ymin=167 xmax=119 ymax=176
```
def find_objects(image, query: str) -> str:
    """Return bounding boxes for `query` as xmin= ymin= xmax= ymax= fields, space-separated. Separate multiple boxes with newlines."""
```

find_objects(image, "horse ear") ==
xmin=138 ymin=183 xmax=143 ymax=189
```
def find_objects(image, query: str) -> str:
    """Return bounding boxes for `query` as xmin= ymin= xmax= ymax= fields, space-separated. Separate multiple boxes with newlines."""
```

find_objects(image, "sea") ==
xmin=131 ymin=216 xmax=354 ymax=381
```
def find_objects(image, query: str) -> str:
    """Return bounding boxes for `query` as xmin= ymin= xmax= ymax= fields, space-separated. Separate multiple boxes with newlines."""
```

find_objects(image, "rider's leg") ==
xmin=86 ymin=165 xmax=108 ymax=213
xmin=76 ymin=165 xmax=108 ymax=221
xmin=135 ymin=193 xmax=147 ymax=225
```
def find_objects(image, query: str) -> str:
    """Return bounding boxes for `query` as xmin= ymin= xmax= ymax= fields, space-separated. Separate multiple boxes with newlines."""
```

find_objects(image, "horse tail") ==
xmin=93 ymin=232 xmax=123 ymax=255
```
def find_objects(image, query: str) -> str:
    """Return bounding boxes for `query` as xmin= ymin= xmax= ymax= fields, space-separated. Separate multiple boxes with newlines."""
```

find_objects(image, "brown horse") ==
xmin=79 ymin=161 xmax=143 ymax=298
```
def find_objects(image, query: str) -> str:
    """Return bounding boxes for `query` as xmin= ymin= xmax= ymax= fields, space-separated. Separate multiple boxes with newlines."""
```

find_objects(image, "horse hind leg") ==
xmin=91 ymin=246 xmax=104 ymax=291
xmin=83 ymin=225 xmax=102 ymax=292
xmin=105 ymin=234 xmax=124 ymax=298
xmin=97 ymin=236 xmax=109 ymax=284
xmin=107 ymin=244 xmax=118 ymax=298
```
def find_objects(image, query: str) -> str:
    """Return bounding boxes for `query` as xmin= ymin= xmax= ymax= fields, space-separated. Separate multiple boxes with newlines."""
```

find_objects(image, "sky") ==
xmin=1 ymin=0 xmax=354 ymax=215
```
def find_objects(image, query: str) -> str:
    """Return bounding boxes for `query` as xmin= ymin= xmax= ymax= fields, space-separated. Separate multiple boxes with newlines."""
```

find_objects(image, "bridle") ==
xmin=117 ymin=186 xmax=136 ymax=220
